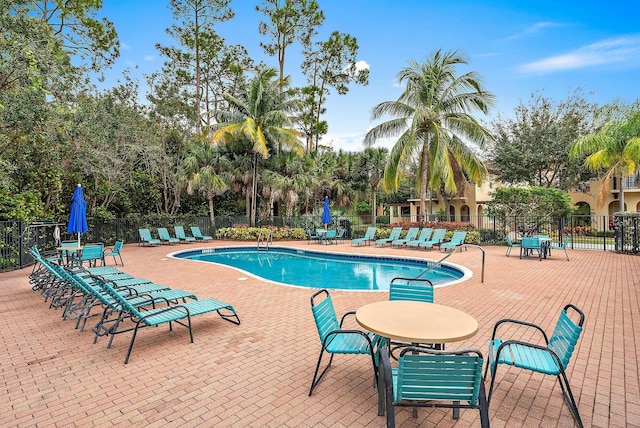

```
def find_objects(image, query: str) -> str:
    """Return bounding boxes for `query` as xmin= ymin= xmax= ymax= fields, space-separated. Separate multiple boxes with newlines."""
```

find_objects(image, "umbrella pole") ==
xmin=77 ymin=233 xmax=81 ymax=247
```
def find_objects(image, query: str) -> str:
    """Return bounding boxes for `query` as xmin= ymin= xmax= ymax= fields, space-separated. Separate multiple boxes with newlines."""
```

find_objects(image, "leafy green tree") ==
xmin=301 ymin=31 xmax=368 ymax=151
xmin=364 ymin=49 xmax=494 ymax=221
xmin=570 ymin=101 xmax=640 ymax=212
xmin=160 ymin=0 xmax=234 ymax=136
xmin=209 ymin=67 xmax=303 ymax=225
xmin=485 ymin=186 xmax=574 ymax=219
xmin=490 ymin=91 xmax=596 ymax=189
xmin=256 ymin=0 xmax=324 ymax=83
xmin=24 ymin=0 xmax=119 ymax=71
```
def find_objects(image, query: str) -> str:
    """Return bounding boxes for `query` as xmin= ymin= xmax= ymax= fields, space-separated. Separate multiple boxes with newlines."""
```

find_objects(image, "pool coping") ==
xmin=166 ymin=244 xmax=473 ymax=292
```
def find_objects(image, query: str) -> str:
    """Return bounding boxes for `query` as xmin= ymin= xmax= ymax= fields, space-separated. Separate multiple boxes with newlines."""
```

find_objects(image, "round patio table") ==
xmin=355 ymin=301 xmax=478 ymax=344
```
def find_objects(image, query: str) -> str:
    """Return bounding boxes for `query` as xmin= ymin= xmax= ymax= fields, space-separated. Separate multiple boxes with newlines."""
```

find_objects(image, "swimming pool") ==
xmin=171 ymin=246 xmax=469 ymax=291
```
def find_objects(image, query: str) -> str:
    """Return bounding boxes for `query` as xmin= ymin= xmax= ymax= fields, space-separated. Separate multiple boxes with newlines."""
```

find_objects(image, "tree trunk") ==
xmin=371 ymin=187 xmax=377 ymax=225
xmin=208 ymin=197 xmax=215 ymax=229
xmin=419 ymin=142 xmax=430 ymax=223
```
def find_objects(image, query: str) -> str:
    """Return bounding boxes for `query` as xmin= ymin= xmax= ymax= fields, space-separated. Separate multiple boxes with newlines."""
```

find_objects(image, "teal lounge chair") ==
xmin=417 ymin=228 xmax=446 ymax=250
xmin=440 ymin=231 xmax=467 ymax=252
xmin=391 ymin=227 xmax=419 ymax=248
xmin=157 ymin=227 xmax=179 ymax=245
xmin=405 ymin=228 xmax=432 ymax=249
xmin=138 ymin=228 xmax=161 ymax=246
xmin=190 ymin=226 xmax=213 ymax=241
xmin=174 ymin=226 xmax=196 ymax=243
xmin=92 ymin=273 xmax=240 ymax=364
xmin=375 ymin=227 xmax=403 ymax=247
xmin=351 ymin=226 xmax=377 ymax=246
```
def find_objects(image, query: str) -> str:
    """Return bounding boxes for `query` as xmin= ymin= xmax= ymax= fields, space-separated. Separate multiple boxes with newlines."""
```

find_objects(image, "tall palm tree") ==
xmin=570 ymin=102 xmax=640 ymax=212
xmin=360 ymin=147 xmax=388 ymax=224
xmin=183 ymin=141 xmax=230 ymax=228
xmin=364 ymin=49 xmax=494 ymax=221
xmin=209 ymin=66 xmax=303 ymax=225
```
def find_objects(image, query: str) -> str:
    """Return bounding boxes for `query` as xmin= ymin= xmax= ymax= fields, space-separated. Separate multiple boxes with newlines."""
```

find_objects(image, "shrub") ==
xmin=216 ymin=226 xmax=306 ymax=241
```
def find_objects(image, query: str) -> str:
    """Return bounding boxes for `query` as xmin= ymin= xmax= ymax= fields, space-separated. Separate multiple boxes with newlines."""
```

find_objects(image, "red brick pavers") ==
xmin=1 ymin=241 xmax=639 ymax=427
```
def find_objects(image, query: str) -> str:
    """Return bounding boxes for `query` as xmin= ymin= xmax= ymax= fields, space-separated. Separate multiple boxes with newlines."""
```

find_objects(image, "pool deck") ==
xmin=1 ymin=240 xmax=639 ymax=427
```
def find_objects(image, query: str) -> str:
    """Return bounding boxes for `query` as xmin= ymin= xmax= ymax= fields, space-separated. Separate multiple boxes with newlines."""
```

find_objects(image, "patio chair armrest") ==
xmin=490 ymin=318 xmax=550 ymax=344
xmin=124 ymin=293 xmax=169 ymax=307
xmin=339 ymin=310 xmax=357 ymax=327
xmin=494 ymin=339 xmax=563 ymax=368
xmin=323 ymin=329 xmax=376 ymax=349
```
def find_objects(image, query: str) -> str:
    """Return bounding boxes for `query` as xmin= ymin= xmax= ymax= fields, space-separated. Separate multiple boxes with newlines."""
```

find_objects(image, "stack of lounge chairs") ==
xmin=138 ymin=226 xmax=213 ymax=246
xmin=28 ymin=246 xmax=240 ymax=364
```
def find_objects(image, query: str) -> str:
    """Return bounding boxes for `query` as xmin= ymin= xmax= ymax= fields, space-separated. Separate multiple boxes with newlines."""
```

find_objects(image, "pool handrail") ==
xmin=416 ymin=244 xmax=485 ymax=283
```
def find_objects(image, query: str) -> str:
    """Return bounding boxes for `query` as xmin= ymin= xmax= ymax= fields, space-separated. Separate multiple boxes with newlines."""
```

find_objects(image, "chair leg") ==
xmin=309 ymin=349 xmax=334 ymax=396
xmin=478 ymin=383 xmax=490 ymax=428
xmin=557 ymin=372 xmax=584 ymax=428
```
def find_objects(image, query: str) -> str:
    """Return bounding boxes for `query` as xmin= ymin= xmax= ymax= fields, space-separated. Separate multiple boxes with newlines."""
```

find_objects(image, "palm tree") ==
xmin=209 ymin=66 xmax=303 ymax=225
xmin=360 ymin=147 xmax=388 ymax=224
xmin=183 ymin=141 xmax=230 ymax=228
xmin=570 ymin=102 xmax=640 ymax=212
xmin=364 ymin=49 xmax=494 ymax=221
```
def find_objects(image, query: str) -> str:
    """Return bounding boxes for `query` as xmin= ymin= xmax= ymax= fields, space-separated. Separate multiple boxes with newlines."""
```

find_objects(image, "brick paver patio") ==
xmin=1 ymin=240 xmax=639 ymax=427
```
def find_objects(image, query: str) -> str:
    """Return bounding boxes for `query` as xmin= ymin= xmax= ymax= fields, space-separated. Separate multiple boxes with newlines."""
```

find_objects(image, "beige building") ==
xmin=388 ymin=172 xmax=639 ymax=226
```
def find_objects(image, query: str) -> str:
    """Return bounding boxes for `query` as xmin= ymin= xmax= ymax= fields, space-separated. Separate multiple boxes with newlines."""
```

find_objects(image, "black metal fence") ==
xmin=0 ymin=213 xmax=625 ymax=272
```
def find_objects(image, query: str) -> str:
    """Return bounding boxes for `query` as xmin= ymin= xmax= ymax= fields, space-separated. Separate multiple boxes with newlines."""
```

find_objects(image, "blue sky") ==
xmin=96 ymin=0 xmax=640 ymax=152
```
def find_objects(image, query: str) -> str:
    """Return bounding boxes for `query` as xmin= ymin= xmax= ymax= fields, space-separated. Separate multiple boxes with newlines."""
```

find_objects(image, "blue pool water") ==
xmin=172 ymin=246 xmax=466 ymax=291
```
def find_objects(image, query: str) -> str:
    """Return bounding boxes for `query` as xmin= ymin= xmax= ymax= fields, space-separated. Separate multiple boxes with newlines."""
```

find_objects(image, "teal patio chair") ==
xmin=391 ymin=227 xmax=419 ymax=248
xmin=102 ymin=240 xmax=124 ymax=266
xmin=520 ymin=236 xmax=542 ymax=260
xmin=405 ymin=228 xmax=432 ymax=249
xmin=77 ymin=243 xmax=104 ymax=267
xmin=351 ymin=226 xmax=377 ymax=246
xmin=320 ymin=229 xmax=337 ymax=245
xmin=309 ymin=289 xmax=384 ymax=395
xmin=379 ymin=347 xmax=489 ymax=427
xmin=375 ymin=227 xmax=403 ymax=247
xmin=335 ymin=228 xmax=345 ymax=244
xmin=190 ymin=226 xmax=213 ymax=241
xmin=417 ymin=228 xmax=446 ymax=250
xmin=138 ymin=228 xmax=161 ymax=246
xmin=485 ymin=304 xmax=585 ymax=427
xmin=440 ymin=231 xmax=467 ymax=252
xmin=92 ymin=274 xmax=240 ymax=364
xmin=306 ymin=228 xmax=321 ymax=244
xmin=548 ymin=236 xmax=570 ymax=261
xmin=174 ymin=226 xmax=196 ymax=243
xmin=389 ymin=277 xmax=434 ymax=303
xmin=505 ymin=234 xmax=521 ymax=257
xmin=157 ymin=227 xmax=179 ymax=245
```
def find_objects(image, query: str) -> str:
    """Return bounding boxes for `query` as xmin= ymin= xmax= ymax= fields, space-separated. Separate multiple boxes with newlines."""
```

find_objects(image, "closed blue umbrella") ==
xmin=321 ymin=196 xmax=331 ymax=229
xmin=67 ymin=184 xmax=88 ymax=247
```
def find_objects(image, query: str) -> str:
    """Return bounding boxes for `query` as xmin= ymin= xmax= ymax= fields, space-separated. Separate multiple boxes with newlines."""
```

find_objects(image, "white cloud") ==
xmin=144 ymin=55 xmax=154 ymax=61
xmin=518 ymin=35 xmax=640 ymax=74
xmin=354 ymin=60 xmax=370 ymax=71
xmin=121 ymin=43 xmax=131 ymax=51
xmin=506 ymin=21 xmax=567 ymax=40
xmin=320 ymin=131 xmax=395 ymax=152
